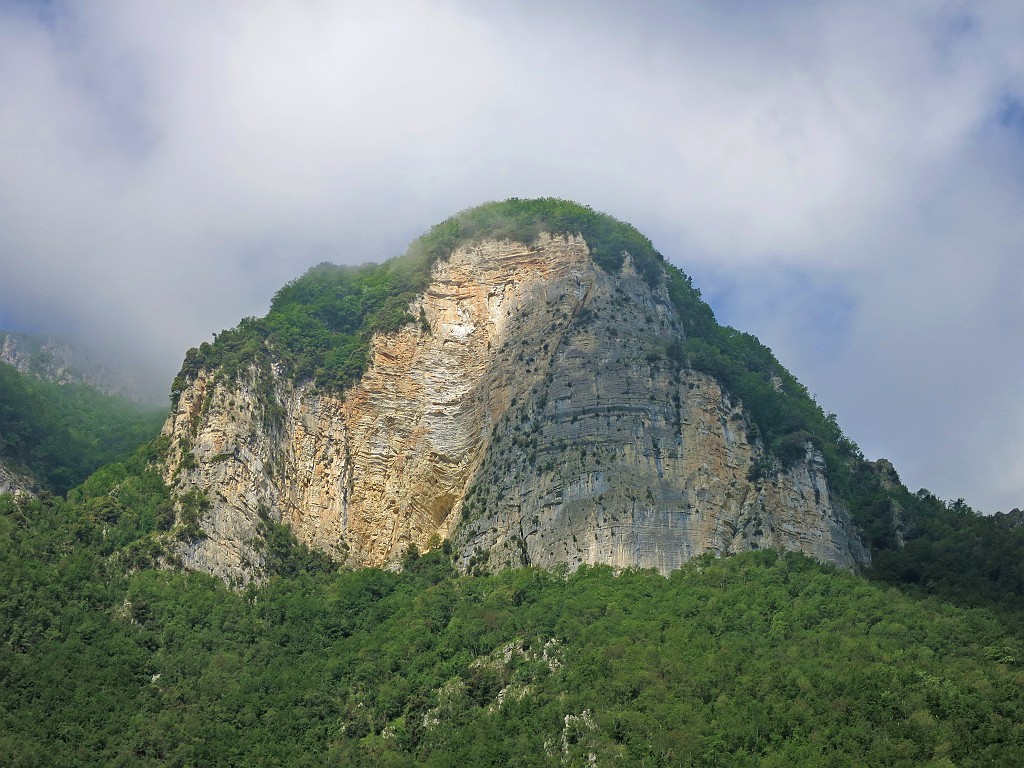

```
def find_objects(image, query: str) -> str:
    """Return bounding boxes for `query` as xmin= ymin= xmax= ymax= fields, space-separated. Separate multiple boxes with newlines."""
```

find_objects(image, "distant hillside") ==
xmin=0 ymin=361 xmax=166 ymax=495
xmin=0 ymin=331 xmax=154 ymax=404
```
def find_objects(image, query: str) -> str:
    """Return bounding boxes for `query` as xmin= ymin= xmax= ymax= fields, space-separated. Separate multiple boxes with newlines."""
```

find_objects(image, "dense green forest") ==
xmin=0 ymin=362 xmax=166 ymax=494
xmin=2 ymin=461 xmax=1023 ymax=767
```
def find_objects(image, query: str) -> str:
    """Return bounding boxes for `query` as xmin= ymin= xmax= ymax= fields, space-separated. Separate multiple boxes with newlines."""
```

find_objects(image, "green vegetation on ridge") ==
xmin=173 ymin=198 xmax=665 ymax=396
xmin=411 ymin=197 xmax=666 ymax=283
xmin=173 ymin=260 xmax=429 ymax=397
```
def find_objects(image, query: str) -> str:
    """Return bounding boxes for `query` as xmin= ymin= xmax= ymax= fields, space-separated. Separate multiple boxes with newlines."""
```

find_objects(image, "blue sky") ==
xmin=1 ymin=0 xmax=1022 ymax=512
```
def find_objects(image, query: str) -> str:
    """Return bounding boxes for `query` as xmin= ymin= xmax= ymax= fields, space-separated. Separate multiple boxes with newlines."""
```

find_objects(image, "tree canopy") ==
xmin=2 ymin=473 xmax=1023 ymax=766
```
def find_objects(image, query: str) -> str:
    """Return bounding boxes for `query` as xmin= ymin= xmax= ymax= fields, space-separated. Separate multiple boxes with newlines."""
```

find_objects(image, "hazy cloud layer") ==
xmin=1 ymin=0 xmax=1022 ymax=511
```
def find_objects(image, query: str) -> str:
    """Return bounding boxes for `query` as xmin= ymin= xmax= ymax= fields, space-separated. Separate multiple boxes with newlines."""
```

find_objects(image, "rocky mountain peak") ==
xmin=160 ymin=199 xmax=871 ymax=584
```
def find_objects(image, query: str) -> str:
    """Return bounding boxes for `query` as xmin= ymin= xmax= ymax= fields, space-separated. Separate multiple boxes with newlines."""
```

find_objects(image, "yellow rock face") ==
xmin=162 ymin=234 xmax=867 ymax=583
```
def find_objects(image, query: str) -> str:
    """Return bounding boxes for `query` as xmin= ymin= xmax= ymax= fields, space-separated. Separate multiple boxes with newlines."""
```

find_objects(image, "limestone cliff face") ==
xmin=163 ymin=235 xmax=868 ymax=583
xmin=452 ymin=254 xmax=868 ymax=573
xmin=0 ymin=459 xmax=35 ymax=497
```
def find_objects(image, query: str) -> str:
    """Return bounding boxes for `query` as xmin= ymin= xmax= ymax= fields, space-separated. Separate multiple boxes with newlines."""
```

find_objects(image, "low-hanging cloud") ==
xmin=1 ymin=0 xmax=1022 ymax=511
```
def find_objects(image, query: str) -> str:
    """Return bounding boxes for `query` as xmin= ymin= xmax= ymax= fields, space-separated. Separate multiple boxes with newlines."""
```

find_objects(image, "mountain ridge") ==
xmin=161 ymin=199 xmax=881 ymax=583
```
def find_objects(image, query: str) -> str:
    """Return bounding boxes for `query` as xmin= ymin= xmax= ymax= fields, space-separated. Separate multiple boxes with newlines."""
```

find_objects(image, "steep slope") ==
xmin=0 ymin=360 xmax=166 ymax=495
xmin=453 ymin=248 xmax=865 ymax=574
xmin=0 ymin=331 xmax=152 ymax=403
xmin=162 ymin=200 xmax=869 ymax=583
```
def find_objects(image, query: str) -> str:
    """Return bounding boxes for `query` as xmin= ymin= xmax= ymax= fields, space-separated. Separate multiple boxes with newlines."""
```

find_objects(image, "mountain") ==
xmin=161 ymin=199 xmax=884 ymax=584
xmin=3 ymin=199 xmax=1024 ymax=766
xmin=0 ymin=354 xmax=167 ymax=495
xmin=0 ymin=331 xmax=153 ymax=404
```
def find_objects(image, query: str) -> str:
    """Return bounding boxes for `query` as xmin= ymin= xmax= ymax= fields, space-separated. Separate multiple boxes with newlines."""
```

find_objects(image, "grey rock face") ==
xmin=0 ymin=459 xmax=35 ymax=497
xmin=453 ymin=254 xmax=868 ymax=574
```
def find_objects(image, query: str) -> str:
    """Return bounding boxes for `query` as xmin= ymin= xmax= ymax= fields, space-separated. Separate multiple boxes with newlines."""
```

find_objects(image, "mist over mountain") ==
xmin=1 ymin=2 xmax=1022 ymax=512
xmin=0 ymin=339 xmax=166 ymax=495
xmin=1 ymin=331 xmax=162 ymax=404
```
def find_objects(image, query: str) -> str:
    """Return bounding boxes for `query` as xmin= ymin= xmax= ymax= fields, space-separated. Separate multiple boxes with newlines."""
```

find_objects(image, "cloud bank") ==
xmin=1 ymin=0 xmax=1022 ymax=511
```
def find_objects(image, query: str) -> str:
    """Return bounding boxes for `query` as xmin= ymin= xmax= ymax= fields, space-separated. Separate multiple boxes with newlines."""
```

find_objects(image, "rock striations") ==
xmin=162 ymin=211 xmax=869 ymax=584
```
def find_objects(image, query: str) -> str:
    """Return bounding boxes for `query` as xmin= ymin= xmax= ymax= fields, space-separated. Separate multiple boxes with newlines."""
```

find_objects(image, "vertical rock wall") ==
xmin=162 ymin=235 xmax=595 ymax=582
xmin=452 ymin=257 xmax=868 ymax=573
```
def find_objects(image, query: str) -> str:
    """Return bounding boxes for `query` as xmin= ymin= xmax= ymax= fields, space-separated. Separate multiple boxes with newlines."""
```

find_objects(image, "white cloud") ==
xmin=0 ymin=0 xmax=1022 ymax=511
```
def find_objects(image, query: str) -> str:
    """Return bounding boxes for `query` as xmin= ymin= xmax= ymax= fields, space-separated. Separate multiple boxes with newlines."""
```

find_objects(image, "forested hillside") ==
xmin=0 ymin=362 xmax=166 ymax=494
xmin=1 ymin=457 xmax=1023 ymax=766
